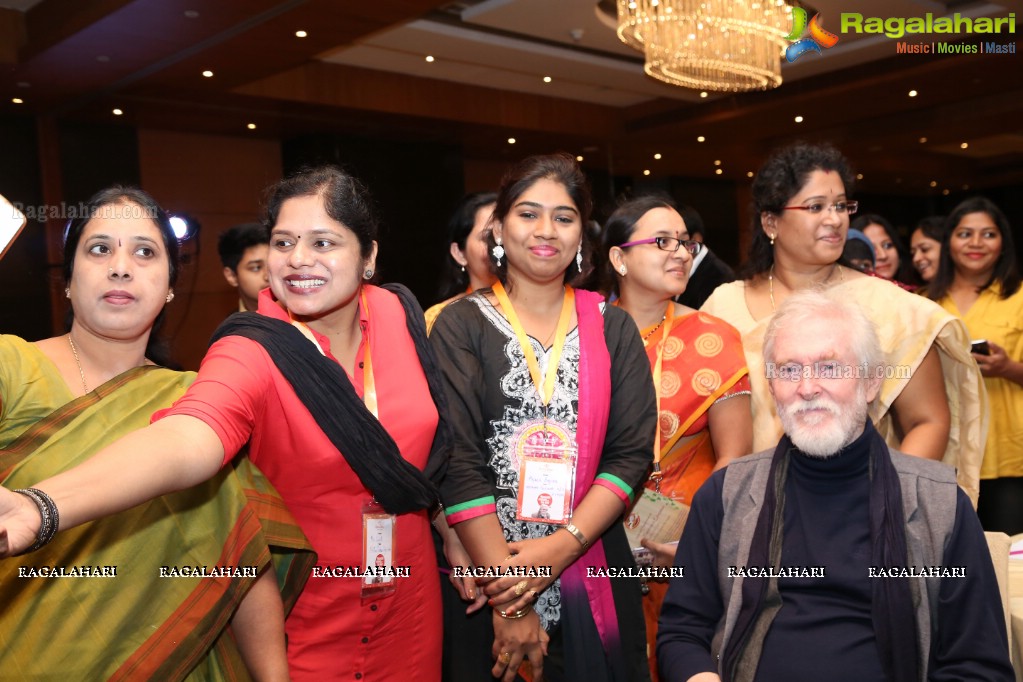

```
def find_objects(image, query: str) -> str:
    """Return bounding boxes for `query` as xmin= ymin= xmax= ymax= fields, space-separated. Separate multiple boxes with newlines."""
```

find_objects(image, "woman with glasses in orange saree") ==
xmin=602 ymin=195 xmax=752 ymax=680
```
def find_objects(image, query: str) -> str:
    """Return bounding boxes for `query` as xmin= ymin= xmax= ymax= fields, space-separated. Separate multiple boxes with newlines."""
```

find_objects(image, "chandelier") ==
xmin=616 ymin=0 xmax=793 ymax=92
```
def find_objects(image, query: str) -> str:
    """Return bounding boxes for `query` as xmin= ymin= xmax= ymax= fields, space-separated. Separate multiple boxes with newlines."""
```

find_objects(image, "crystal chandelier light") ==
xmin=616 ymin=0 xmax=792 ymax=92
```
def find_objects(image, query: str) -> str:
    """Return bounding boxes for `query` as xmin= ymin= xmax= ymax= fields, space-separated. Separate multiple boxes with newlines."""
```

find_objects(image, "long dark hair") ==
xmin=486 ymin=153 xmax=593 ymax=286
xmin=63 ymin=186 xmax=179 ymax=366
xmin=598 ymin=194 xmax=677 ymax=295
xmin=436 ymin=192 xmax=496 ymax=300
xmin=850 ymin=213 xmax=919 ymax=285
xmin=928 ymin=196 xmax=1020 ymax=300
xmin=741 ymin=142 xmax=855 ymax=279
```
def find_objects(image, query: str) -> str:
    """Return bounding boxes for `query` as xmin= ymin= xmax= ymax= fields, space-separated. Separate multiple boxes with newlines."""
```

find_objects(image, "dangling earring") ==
xmin=65 ymin=287 xmax=71 ymax=299
xmin=492 ymin=239 xmax=504 ymax=267
xmin=363 ymin=268 xmax=374 ymax=280
xmin=166 ymin=291 xmax=175 ymax=304
xmin=460 ymin=265 xmax=466 ymax=273
xmin=769 ymin=233 xmax=776 ymax=247
xmin=575 ymin=244 xmax=583 ymax=272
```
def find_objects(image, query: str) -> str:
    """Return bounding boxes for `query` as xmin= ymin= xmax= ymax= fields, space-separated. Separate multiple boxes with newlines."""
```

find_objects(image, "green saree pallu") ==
xmin=0 ymin=358 xmax=316 ymax=681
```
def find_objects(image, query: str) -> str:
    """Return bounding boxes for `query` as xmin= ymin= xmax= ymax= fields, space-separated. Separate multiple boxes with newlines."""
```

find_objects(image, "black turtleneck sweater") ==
xmin=656 ymin=426 xmax=1013 ymax=682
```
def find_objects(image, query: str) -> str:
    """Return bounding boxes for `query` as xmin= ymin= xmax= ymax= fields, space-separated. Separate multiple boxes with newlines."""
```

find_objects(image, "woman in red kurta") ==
xmin=0 ymin=167 xmax=450 ymax=681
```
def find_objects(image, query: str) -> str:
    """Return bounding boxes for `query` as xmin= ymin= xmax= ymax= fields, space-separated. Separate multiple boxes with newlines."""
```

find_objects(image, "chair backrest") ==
xmin=984 ymin=531 xmax=1011 ymax=663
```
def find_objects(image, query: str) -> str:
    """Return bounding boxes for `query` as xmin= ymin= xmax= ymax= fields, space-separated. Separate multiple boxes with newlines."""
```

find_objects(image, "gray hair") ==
xmin=763 ymin=289 xmax=883 ymax=377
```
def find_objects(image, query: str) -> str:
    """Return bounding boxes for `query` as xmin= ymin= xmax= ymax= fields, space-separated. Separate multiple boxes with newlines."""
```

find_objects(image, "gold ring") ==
xmin=513 ymin=579 xmax=529 ymax=596
xmin=498 ymin=651 xmax=512 ymax=664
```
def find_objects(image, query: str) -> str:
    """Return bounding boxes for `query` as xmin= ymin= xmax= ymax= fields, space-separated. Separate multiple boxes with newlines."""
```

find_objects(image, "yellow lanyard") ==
xmin=491 ymin=281 xmax=574 ymax=410
xmin=289 ymin=289 xmax=378 ymax=419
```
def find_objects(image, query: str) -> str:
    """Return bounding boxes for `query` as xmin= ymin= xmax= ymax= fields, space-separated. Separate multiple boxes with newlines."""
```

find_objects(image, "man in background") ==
xmin=676 ymin=205 xmax=736 ymax=309
xmin=217 ymin=222 xmax=268 ymax=312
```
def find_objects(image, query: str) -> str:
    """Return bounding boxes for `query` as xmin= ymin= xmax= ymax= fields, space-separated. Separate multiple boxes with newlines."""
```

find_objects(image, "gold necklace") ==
xmin=768 ymin=264 xmax=845 ymax=311
xmin=67 ymin=333 xmax=89 ymax=394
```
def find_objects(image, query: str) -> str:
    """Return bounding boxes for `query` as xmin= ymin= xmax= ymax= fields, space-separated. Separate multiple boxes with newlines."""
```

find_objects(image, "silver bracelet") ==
xmin=14 ymin=488 xmax=60 ymax=554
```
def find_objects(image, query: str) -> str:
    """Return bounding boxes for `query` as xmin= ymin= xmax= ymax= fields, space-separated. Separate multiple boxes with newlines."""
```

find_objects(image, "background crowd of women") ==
xmin=0 ymin=140 xmax=1019 ymax=682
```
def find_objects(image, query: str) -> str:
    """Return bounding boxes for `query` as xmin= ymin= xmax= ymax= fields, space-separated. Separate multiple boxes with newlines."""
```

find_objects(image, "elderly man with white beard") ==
xmin=655 ymin=290 xmax=1012 ymax=682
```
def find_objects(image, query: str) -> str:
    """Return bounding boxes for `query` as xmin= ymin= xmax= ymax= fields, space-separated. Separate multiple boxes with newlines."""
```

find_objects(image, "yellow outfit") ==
xmin=702 ymin=275 xmax=987 ymax=505
xmin=938 ymin=282 xmax=1023 ymax=478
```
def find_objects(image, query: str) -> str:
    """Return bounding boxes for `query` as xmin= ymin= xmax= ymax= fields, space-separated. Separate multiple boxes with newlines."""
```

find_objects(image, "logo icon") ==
xmin=785 ymin=7 xmax=840 ymax=62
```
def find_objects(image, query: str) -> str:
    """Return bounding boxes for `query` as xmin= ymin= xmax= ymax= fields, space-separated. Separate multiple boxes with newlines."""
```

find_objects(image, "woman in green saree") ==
xmin=0 ymin=187 xmax=314 ymax=680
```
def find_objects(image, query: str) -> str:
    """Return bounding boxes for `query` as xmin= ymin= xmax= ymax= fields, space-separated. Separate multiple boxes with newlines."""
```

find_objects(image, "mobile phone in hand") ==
xmin=971 ymin=340 xmax=991 ymax=356
xmin=0 ymin=194 xmax=27 ymax=261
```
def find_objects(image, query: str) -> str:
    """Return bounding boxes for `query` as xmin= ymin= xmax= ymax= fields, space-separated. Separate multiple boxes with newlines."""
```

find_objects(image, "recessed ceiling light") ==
xmin=929 ymin=180 xmax=937 ymax=187
xmin=12 ymin=97 xmax=24 ymax=104
xmin=202 ymin=70 xmax=214 ymax=78
xmin=507 ymin=137 xmax=516 ymax=144
xmin=653 ymin=153 xmax=662 ymax=160
xmin=960 ymin=142 xmax=968 ymax=149
xmin=697 ymin=136 xmax=705 ymax=142
xmin=942 ymin=189 xmax=950 ymax=195
xmin=908 ymin=90 xmax=918 ymax=97
xmin=643 ymin=170 xmax=651 ymax=176
xmin=856 ymin=173 xmax=863 ymax=180
xmin=746 ymin=171 xmax=754 ymax=178
xmin=425 ymin=55 xmax=435 ymax=63
xmin=699 ymin=91 xmax=708 ymax=98
xmin=794 ymin=115 xmax=804 ymax=123
xmin=247 ymin=123 xmax=257 ymax=130
xmin=919 ymin=137 xmax=927 ymax=143
xmin=713 ymin=159 xmax=721 ymax=166
xmin=543 ymin=76 xmax=552 ymax=83
xmin=295 ymin=30 xmax=308 ymax=38
xmin=715 ymin=169 xmax=723 ymax=175
xmin=576 ymin=155 xmax=584 ymax=162
xmin=112 ymin=108 xmax=123 ymax=116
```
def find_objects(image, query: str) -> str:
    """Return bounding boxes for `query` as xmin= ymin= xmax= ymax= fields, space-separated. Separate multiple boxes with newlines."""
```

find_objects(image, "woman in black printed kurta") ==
xmin=431 ymin=153 xmax=656 ymax=682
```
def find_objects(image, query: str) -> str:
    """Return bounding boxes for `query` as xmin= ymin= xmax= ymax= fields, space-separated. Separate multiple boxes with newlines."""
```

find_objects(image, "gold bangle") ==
xmin=496 ymin=607 xmax=530 ymax=619
xmin=562 ymin=523 xmax=589 ymax=549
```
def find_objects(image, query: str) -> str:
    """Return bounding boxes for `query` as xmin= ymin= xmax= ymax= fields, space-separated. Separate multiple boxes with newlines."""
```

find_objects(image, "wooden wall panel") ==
xmin=137 ymin=129 xmax=281 ymax=369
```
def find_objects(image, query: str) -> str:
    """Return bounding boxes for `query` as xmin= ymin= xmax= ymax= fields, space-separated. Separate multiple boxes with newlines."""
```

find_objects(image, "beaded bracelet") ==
xmin=14 ymin=487 xmax=60 ymax=554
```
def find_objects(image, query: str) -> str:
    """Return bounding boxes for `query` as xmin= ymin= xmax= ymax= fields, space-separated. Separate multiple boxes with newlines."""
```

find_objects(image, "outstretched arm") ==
xmin=1 ymin=414 xmax=224 ymax=556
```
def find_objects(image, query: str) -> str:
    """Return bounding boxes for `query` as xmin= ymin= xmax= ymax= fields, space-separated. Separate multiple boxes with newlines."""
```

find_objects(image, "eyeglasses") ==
xmin=782 ymin=200 xmax=859 ymax=215
xmin=619 ymin=236 xmax=702 ymax=255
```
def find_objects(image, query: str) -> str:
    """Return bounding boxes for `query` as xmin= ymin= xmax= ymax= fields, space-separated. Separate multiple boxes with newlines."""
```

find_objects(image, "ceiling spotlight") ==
xmin=908 ymin=90 xmax=918 ymax=97
xmin=247 ymin=123 xmax=257 ymax=130
xmin=746 ymin=171 xmax=754 ymax=178
xmin=425 ymin=55 xmax=435 ymax=63
xmin=942 ymin=189 xmax=950 ymax=195
xmin=112 ymin=108 xmax=123 ymax=116
xmin=929 ymin=180 xmax=937 ymax=187
xmin=699 ymin=91 xmax=708 ymax=98
xmin=543 ymin=76 xmax=552 ymax=83
xmin=715 ymin=169 xmax=723 ymax=175
xmin=643 ymin=170 xmax=651 ymax=176
xmin=12 ymin=97 xmax=24 ymax=104
xmin=794 ymin=115 xmax=804 ymax=123
xmin=713 ymin=159 xmax=721 ymax=166
xmin=653 ymin=153 xmax=662 ymax=160
xmin=697 ymin=136 xmax=705 ymax=143
xmin=856 ymin=173 xmax=863 ymax=180
xmin=576 ymin=155 xmax=584 ymax=162
xmin=919 ymin=137 xmax=927 ymax=143
xmin=295 ymin=30 xmax=308 ymax=38
xmin=202 ymin=70 xmax=214 ymax=78
xmin=960 ymin=142 xmax=968 ymax=149
xmin=508 ymin=137 xmax=516 ymax=144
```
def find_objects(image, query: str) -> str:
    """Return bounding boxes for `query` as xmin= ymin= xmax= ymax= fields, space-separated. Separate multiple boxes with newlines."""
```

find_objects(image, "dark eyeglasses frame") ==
xmin=618 ymin=236 xmax=702 ymax=255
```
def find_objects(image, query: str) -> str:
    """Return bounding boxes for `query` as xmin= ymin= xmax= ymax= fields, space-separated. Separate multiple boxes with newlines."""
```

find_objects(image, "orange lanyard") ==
xmin=289 ymin=289 xmax=378 ymax=419
xmin=492 ymin=281 xmax=574 ymax=410
xmin=615 ymin=300 xmax=674 ymax=490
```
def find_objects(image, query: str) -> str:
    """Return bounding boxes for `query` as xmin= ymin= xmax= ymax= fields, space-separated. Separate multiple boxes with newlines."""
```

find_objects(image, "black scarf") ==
xmin=209 ymin=283 xmax=451 ymax=515
xmin=721 ymin=421 xmax=918 ymax=682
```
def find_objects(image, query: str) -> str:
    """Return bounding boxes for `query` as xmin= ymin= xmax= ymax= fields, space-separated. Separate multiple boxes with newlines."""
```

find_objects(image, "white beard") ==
xmin=777 ymin=386 xmax=869 ymax=458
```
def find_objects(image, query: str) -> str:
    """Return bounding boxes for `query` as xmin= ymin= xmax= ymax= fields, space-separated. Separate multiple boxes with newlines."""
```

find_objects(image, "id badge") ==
xmin=361 ymin=499 xmax=397 ymax=599
xmin=514 ymin=423 xmax=577 ymax=524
